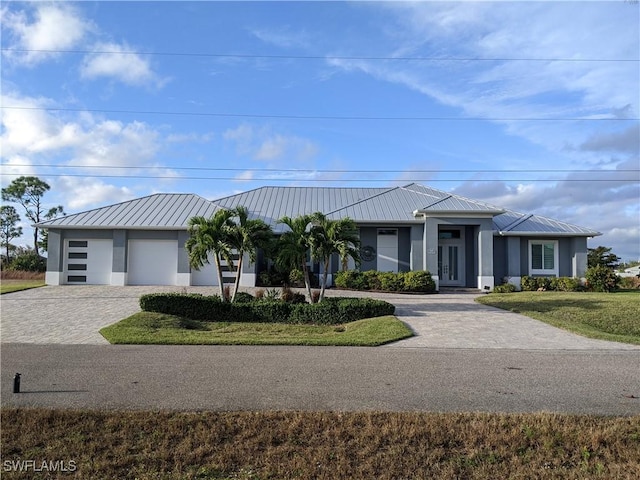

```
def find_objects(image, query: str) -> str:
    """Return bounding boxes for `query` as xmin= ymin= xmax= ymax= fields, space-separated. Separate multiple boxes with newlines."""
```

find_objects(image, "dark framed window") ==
xmin=439 ymin=229 xmax=461 ymax=239
xmin=68 ymin=240 xmax=88 ymax=248
xmin=68 ymin=264 xmax=87 ymax=271
xmin=68 ymin=252 xmax=88 ymax=259
xmin=67 ymin=275 xmax=87 ymax=282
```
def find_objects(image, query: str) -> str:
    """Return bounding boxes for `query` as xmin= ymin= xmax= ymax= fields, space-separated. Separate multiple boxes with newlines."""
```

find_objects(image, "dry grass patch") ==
xmin=2 ymin=408 xmax=639 ymax=479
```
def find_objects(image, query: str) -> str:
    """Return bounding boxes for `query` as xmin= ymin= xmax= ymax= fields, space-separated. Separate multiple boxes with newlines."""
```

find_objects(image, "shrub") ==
xmin=403 ymin=271 xmax=436 ymax=292
xmin=281 ymin=287 xmax=306 ymax=304
xmin=493 ymin=283 xmax=516 ymax=293
xmin=8 ymin=253 xmax=47 ymax=272
xmin=334 ymin=270 xmax=435 ymax=293
xmin=379 ymin=272 xmax=404 ymax=291
xmin=585 ymin=265 xmax=620 ymax=292
xmin=233 ymin=292 xmax=255 ymax=303
xmin=549 ymin=276 xmax=583 ymax=292
xmin=619 ymin=275 xmax=640 ymax=290
xmin=520 ymin=276 xmax=538 ymax=291
xmin=288 ymin=269 xmax=305 ymax=287
xmin=362 ymin=270 xmax=382 ymax=290
xmin=140 ymin=293 xmax=394 ymax=325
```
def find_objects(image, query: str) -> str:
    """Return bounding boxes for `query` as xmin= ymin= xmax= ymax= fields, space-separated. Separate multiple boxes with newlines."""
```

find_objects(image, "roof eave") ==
xmin=496 ymin=231 xmax=602 ymax=237
xmin=413 ymin=209 xmax=505 ymax=218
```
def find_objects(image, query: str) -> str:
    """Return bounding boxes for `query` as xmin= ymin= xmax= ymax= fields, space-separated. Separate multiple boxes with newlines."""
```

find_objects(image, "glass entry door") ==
xmin=438 ymin=229 xmax=465 ymax=286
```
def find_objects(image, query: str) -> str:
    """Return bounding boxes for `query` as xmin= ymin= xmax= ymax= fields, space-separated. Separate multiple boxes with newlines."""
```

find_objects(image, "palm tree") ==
xmin=185 ymin=209 xmax=235 ymax=300
xmin=276 ymin=214 xmax=315 ymax=301
xmin=226 ymin=206 xmax=273 ymax=302
xmin=309 ymin=214 xmax=360 ymax=301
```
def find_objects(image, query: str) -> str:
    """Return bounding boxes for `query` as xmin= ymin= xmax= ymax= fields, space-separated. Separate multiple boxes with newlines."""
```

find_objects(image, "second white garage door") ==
xmin=128 ymin=240 xmax=178 ymax=285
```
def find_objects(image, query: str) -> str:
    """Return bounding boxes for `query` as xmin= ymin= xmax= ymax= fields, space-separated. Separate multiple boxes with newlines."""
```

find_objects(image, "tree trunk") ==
xmin=33 ymin=228 xmax=39 ymax=256
xmin=319 ymin=258 xmax=330 ymax=301
xmin=213 ymin=254 xmax=226 ymax=301
xmin=302 ymin=261 xmax=313 ymax=302
xmin=231 ymin=252 xmax=243 ymax=302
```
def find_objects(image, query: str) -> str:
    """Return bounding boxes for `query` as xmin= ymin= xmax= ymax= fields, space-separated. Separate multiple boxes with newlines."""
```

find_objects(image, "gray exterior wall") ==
xmin=359 ymin=227 xmax=377 ymax=271
xmin=398 ymin=227 xmax=411 ymax=272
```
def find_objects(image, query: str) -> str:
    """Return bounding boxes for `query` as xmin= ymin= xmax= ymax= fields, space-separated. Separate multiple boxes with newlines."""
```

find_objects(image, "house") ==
xmin=38 ymin=183 xmax=601 ymax=291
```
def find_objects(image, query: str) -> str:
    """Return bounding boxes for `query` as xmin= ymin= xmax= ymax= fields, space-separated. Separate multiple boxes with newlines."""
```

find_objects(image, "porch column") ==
xmin=506 ymin=236 xmax=521 ymax=290
xmin=111 ymin=230 xmax=127 ymax=286
xmin=424 ymin=217 xmax=440 ymax=290
xmin=477 ymin=219 xmax=495 ymax=291
xmin=177 ymin=231 xmax=191 ymax=286
xmin=45 ymin=229 xmax=64 ymax=285
xmin=572 ymin=237 xmax=588 ymax=278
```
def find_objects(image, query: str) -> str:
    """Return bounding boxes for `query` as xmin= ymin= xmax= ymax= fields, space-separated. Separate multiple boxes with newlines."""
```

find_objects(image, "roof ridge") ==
xmin=323 ymin=185 xmax=401 ymax=216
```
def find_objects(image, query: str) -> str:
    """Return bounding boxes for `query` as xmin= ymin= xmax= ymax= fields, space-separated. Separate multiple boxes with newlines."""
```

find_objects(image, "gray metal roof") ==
xmin=37 ymin=194 xmax=220 ymax=229
xmin=494 ymin=209 xmax=601 ymax=236
xmin=37 ymin=184 xmax=600 ymax=237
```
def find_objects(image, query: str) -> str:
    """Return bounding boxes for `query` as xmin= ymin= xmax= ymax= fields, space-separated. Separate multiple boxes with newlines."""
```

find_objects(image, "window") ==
xmin=529 ymin=240 xmax=558 ymax=276
xmin=439 ymin=229 xmax=461 ymax=239
xmin=67 ymin=275 xmax=87 ymax=283
xmin=68 ymin=240 xmax=88 ymax=248
xmin=68 ymin=252 xmax=88 ymax=259
xmin=68 ymin=264 xmax=87 ymax=271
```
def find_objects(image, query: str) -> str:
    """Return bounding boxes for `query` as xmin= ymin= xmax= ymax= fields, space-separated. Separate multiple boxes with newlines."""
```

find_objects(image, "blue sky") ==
xmin=1 ymin=1 xmax=639 ymax=261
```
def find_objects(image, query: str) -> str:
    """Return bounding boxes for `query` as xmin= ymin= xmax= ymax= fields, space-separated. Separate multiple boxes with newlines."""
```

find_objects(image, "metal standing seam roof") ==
xmin=36 ymin=193 xmax=221 ymax=229
xmin=36 ymin=184 xmax=601 ymax=237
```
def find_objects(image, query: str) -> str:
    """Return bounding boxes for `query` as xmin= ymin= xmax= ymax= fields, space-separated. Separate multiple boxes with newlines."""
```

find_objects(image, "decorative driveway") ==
xmin=1 ymin=286 xmax=638 ymax=350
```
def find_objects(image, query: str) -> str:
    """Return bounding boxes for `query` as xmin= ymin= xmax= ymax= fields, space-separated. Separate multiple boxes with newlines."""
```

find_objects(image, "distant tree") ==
xmin=38 ymin=206 xmax=66 ymax=253
xmin=587 ymin=246 xmax=620 ymax=270
xmin=0 ymin=205 xmax=23 ymax=263
xmin=1 ymin=176 xmax=63 ymax=256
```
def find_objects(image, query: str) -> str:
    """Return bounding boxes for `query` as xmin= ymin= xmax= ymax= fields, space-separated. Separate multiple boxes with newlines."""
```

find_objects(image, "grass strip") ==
xmin=2 ymin=408 xmax=639 ymax=479
xmin=477 ymin=291 xmax=640 ymax=345
xmin=100 ymin=312 xmax=413 ymax=346
xmin=0 ymin=280 xmax=45 ymax=294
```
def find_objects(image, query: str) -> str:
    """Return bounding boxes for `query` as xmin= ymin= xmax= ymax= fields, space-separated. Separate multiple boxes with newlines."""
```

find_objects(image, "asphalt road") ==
xmin=2 ymin=344 xmax=639 ymax=415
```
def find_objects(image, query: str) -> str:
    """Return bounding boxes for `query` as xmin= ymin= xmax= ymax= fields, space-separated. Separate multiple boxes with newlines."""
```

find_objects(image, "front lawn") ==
xmin=0 ymin=279 xmax=45 ymax=294
xmin=477 ymin=291 xmax=640 ymax=345
xmin=100 ymin=311 xmax=413 ymax=346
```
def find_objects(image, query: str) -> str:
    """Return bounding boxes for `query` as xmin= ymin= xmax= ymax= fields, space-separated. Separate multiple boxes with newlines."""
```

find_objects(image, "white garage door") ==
xmin=64 ymin=239 xmax=113 ymax=285
xmin=128 ymin=240 xmax=178 ymax=285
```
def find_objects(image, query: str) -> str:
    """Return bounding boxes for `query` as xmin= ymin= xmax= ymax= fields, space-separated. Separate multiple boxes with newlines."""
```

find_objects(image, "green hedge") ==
xmin=334 ymin=270 xmax=436 ymax=293
xmin=520 ymin=276 xmax=584 ymax=292
xmin=139 ymin=293 xmax=395 ymax=325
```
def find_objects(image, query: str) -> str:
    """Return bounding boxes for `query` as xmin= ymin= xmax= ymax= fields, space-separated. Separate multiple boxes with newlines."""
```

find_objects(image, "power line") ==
xmin=2 ymin=48 xmax=637 ymax=63
xmin=3 ymin=106 xmax=637 ymax=122
xmin=3 ymin=164 xmax=639 ymax=174
xmin=1 ymin=173 xmax=636 ymax=183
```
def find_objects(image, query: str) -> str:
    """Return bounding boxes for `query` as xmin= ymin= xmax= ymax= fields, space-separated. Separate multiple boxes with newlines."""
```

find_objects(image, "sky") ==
xmin=1 ymin=1 xmax=639 ymax=262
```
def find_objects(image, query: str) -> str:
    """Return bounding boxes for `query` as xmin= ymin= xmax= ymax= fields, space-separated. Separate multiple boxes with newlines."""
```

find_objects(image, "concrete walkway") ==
xmin=1 ymin=286 xmax=638 ymax=350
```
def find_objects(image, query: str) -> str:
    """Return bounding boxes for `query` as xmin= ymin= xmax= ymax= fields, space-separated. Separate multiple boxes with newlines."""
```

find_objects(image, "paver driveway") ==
xmin=1 ymin=285 xmax=638 ymax=349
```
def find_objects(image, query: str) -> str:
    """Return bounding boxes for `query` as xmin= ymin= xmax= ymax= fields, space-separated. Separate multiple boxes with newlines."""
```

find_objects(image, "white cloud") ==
xmin=1 ymin=3 xmax=92 ymax=65
xmin=223 ymin=124 xmax=319 ymax=164
xmin=250 ymin=27 xmax=311 ymax=49
xmin=55 ymin=177 xmax=135 ymax=210
xmin=80 ymin=42 xmax=167 ymax=88
xmin=1 ymin=92 xmax=161 ymax=171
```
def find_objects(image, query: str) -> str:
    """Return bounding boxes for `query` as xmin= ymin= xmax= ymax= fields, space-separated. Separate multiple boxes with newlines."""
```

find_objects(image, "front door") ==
xmin=438 ymin=229 xmax=465 ymax=286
